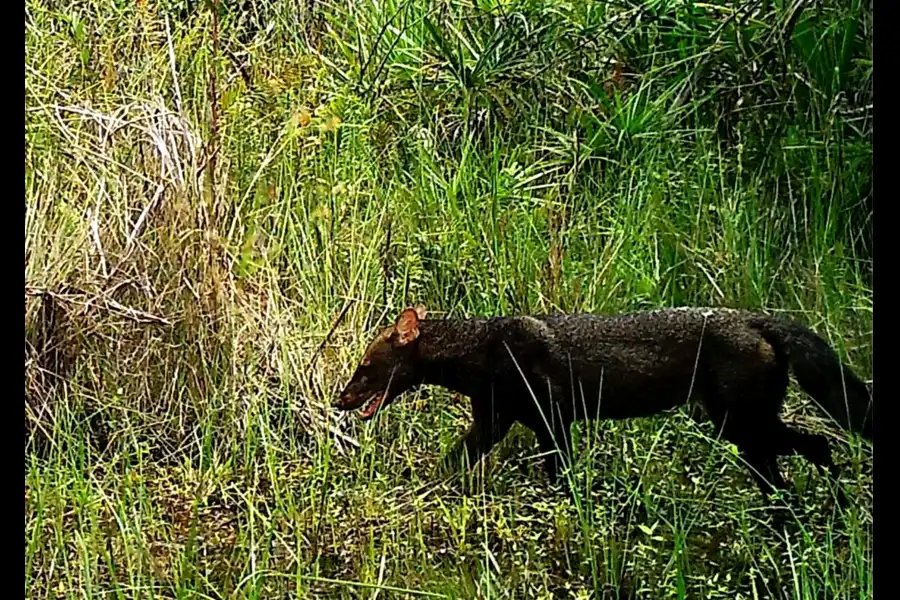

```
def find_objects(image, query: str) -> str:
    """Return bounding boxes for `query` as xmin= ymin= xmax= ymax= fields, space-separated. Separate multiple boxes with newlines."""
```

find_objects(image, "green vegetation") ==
xmin=25 ymin=0 xmax=872 ymax=597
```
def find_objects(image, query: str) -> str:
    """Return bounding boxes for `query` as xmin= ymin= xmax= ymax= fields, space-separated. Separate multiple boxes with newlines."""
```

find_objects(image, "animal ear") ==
xmin=413 ymin=304 xmax=427 ymax=320
xmin=393 ymin=308 xmax=421 ymax=346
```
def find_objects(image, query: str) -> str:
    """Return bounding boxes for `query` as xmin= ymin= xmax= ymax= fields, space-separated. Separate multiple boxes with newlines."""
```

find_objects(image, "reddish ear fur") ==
xmin=394 ymin=307 xmax=423 ymax=346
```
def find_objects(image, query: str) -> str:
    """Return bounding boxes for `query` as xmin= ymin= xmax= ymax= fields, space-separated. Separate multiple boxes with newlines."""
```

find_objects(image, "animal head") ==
xmin=334 ymin=305 xmax=427 ymax=420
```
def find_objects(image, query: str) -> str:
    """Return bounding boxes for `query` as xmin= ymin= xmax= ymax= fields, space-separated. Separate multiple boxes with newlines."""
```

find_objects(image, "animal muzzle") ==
xmin=334 ymin=390 xmax=363 ymax=411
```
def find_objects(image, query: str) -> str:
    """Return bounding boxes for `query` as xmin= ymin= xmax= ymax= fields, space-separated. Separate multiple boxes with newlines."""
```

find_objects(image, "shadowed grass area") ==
xmin=25 ymin=0 xmax=871 ymax=597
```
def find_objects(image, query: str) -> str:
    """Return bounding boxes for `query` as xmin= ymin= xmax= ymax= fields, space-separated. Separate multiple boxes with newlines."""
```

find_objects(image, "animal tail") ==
xmin=749 ymin=314 xmax=872 ymax=441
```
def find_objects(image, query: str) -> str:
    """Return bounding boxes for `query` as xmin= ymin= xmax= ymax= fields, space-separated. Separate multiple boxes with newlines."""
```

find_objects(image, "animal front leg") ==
xmin=536 ymin=429 xmax=560 ymax=483
xmin=438 ymin=415 xmax=512 ymax=476
xmin=439 ymin=425 xmax=481 ymax=475
xmin=688 ymin=402 xmax=708 ymax=425
xmin=534 ymin=417 xmax=573 ymax=485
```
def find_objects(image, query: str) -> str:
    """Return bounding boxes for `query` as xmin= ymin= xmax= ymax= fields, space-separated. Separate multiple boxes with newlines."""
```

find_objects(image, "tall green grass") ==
xmin=25 ymin=0 xmax=871 ymax=597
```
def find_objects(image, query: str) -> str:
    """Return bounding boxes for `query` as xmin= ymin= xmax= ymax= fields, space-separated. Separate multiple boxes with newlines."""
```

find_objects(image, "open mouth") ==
xmin=359 ymin=392 xmax=387 ymax=420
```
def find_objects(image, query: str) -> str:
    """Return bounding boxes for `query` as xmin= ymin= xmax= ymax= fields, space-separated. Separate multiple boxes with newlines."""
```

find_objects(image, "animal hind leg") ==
xmin=702 ymin=348 xmax=792 ymax=501
xmin=704 ymin=402 xmax=790 ymax=501
xmin=772 ymin=422 xmax=848 ymax=508
xmin=739 ymin=449 xmax=789 ymax=498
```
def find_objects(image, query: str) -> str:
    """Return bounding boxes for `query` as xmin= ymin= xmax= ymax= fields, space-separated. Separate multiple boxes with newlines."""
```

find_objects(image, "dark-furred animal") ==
xmin=334 ymin=306 xmax=872 ymax=499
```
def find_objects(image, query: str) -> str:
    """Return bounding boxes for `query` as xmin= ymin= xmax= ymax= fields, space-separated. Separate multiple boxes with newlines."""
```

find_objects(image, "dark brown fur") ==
xmin=335 ymin=306 xmax=872 ymax=500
